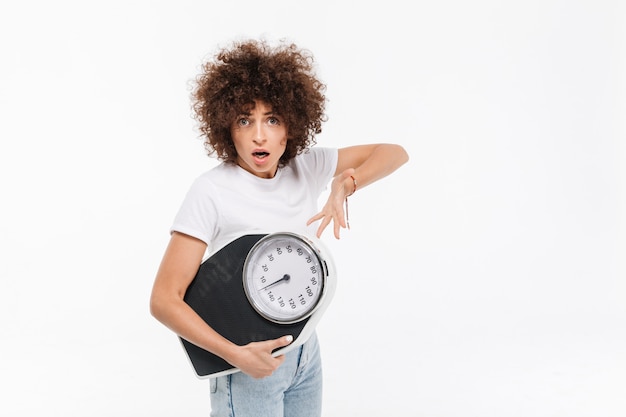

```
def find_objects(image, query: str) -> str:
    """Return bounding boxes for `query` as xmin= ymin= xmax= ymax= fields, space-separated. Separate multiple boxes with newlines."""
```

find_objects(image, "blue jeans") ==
xmin=209 ymin=333 xmax=322 ymax=417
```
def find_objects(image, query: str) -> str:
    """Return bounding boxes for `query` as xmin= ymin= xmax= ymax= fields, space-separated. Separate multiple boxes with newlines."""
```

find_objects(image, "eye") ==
xmin=268 ymin=116 xmax=280 ymax=125
xmin=236 ymin=117 xmax=250 ymax=127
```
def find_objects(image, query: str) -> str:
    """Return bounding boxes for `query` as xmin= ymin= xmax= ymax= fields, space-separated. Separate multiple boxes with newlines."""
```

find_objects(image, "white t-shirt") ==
xmin=171 ymin=147 xmax=338 ymax=257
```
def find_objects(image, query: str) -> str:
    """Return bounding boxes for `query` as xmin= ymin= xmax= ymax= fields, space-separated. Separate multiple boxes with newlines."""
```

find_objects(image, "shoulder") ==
xmin=292 ymin=147 xmax=338 ymax=169
xmin=178 ymin=164 xmax=236 ymax=206
xmin=286 ymin=147 xmax=338 ymax=191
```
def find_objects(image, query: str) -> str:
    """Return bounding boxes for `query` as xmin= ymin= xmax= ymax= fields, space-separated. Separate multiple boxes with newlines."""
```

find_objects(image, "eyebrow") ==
xmin=238 ymin=110 xmax=276 ymax=117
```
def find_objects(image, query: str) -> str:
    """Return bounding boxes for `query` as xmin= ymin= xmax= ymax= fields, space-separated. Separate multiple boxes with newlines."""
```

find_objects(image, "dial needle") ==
xmin=260 ymin=274 xmax=290 ymax=291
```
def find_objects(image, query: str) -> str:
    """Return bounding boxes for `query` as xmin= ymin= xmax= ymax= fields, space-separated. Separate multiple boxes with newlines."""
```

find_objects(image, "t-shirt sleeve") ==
xmin=301 ymin=147 xmax=338 ymax=195
xmin=170 ymin=175 xmax=218 ymax=245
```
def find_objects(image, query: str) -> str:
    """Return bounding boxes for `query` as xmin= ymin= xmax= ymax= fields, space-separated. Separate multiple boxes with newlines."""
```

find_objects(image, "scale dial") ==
xmin=243 ymin=232 xmax=327 ymax=324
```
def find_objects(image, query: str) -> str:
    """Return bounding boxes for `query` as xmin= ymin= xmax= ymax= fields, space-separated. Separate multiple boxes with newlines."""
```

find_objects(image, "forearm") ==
xmin=150 ymin=293 xmax=238 ymax=364
xmin=337 ymin=143 xmax=409 ymax=195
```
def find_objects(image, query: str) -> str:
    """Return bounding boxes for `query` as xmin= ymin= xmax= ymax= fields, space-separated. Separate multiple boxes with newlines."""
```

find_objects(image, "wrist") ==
xmin=211 ymin=337 xmax=241 ymax=367
xmin=345 ymin=175 xmax=357 ymax=197
xmin=344 ymin=175 xmax=357 ymax=230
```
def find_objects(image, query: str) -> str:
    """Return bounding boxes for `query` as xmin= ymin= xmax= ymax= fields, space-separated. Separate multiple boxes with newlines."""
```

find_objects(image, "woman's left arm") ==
xmin=307 ymin=143 xmax=409 ymax=239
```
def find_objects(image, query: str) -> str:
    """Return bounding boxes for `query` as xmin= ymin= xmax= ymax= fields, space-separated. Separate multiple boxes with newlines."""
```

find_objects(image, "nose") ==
xmin=253 ymin=124 xmax=266 ymax=144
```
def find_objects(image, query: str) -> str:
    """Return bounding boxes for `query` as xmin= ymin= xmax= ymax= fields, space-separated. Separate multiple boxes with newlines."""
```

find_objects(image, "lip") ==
xmin=251 ymin=148 xmax=270 ymax=164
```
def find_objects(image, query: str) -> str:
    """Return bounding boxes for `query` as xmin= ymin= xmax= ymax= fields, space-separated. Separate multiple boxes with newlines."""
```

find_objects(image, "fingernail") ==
xmin=286 ymin=335 xmax=293 ymax=343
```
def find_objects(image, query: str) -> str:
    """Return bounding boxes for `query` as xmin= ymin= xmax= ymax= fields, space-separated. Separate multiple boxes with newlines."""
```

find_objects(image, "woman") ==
xmin=150 ymin=38 xmax=408 ymax=416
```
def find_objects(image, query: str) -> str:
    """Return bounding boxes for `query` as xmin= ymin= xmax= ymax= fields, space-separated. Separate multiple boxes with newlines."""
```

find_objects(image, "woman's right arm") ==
xmin=149 ymin=231 xmax=292 ymax=378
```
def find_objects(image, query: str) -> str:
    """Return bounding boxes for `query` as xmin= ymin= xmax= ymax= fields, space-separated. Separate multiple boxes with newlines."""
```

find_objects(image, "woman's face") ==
xmin=230 ymin=100 xmax=288 ymax=179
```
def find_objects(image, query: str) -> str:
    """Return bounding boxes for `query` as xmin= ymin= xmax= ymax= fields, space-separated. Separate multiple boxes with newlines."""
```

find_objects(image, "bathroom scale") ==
xmin=180 ymin=232 xmax=336 ymax=378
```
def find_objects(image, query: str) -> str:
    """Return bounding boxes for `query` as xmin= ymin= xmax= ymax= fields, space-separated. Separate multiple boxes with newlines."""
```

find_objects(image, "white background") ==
xmin=1 ymin=1 xmax=624 ymax=416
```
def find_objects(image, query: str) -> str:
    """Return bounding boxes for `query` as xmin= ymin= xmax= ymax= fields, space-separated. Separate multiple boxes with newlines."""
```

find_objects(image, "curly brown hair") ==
xmin=191 ymin=39 xmax=327 ymax=166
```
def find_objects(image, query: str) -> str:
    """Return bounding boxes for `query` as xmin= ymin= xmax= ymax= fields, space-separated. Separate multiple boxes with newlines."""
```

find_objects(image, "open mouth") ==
xmin=253 ymin=151 xmax=269 ymax=158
